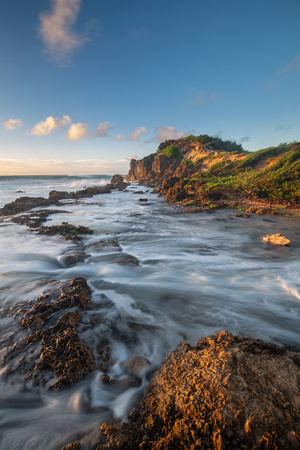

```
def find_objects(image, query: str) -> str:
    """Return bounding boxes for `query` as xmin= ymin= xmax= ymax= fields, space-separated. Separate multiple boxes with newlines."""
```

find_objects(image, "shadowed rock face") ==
xmin=97 ymin=331 xmax=300 ymax=449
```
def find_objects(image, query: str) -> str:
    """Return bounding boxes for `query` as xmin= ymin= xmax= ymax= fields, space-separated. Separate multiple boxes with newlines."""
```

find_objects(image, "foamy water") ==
xmin=0 ymin=177 xmax=300 ymax=449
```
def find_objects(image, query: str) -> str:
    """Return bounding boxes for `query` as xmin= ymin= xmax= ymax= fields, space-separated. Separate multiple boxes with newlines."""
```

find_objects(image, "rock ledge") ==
xmin=97 ymin=331 xmax=300 ymax=449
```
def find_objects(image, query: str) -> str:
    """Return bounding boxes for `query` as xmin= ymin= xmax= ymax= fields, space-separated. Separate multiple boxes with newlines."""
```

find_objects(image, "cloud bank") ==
xmin=3 ymin=118 xmax=23 ymax=130
xmin=30 ymin=115 xmax=71 ymax=135
xmin=38 ymin=0 xmax=88 ymax=64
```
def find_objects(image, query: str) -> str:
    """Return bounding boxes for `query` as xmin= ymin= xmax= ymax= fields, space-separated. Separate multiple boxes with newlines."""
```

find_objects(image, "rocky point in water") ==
xmin=0 ymin=173 xmax=128 ymax=217
xmin=97 ymin=331 xmax=300 ymax=449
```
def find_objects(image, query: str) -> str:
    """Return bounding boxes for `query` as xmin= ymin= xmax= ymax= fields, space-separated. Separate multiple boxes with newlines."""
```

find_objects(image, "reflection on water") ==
xmin=0 ymin=184 xmax=300 ymax=449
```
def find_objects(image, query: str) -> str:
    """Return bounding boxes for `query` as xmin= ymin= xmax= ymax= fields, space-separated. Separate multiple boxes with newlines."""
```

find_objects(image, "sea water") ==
xmin=0 ymin=176 xmax=300 ymax=449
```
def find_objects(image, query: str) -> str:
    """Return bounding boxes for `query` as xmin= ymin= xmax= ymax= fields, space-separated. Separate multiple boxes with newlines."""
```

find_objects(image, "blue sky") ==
xmin=0 ymin=0 xmax=299 ymax=175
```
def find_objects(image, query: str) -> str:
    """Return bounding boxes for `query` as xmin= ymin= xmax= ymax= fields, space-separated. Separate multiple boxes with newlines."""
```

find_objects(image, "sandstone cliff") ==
xmin=126 ymin=136 xmax=300 ymax=211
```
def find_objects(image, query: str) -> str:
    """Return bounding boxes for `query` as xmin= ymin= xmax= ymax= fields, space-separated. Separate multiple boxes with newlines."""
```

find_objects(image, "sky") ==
xmin=0 ymin=0 xmax=299 ymax=175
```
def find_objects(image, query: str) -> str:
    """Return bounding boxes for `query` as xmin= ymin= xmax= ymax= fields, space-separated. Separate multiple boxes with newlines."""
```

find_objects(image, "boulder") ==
xmin=121 ymin=356 xmax=151 ymax=378
xmin=97 ymin=331 xmax=300 ymax=449
xmin=263 ymin=233 xmax=290 ymax=245
xmin=109 ymin=174 xmax=129 ymax=190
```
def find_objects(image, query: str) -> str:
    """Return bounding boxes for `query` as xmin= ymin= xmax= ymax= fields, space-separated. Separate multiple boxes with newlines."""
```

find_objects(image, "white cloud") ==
xmin=30 ymin=115 xmax=71 ymax=136
xmin=38 ymin=0 xmax=88 ymax=64
xmin=3 ymin=118 xmax=23 ymax=130
xmin=67 ymin=122 xmax=89 ymax=140
xmin=116 ymin=134 xmax=126 ymax=140
xmin=154 ymin=126 xmax=189 ymax=142
xmin=96 ymin=121 xmax=113 ymax=137
xmin=129 ymin=126 xmax=148 ymax=141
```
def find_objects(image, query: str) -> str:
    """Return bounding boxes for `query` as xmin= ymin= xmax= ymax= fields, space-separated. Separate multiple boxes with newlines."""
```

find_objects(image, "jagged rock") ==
xmin=36 ymin=222 xmax=93 ymax=240
xmin=127 ymin=153 xmax=178 ymax=183
xmin=234 ymin=213 xmax=251 ymax=218
xmin=256 ymin=208 xmax=275 ymax=215
xmin=97 ymin=331 xmax=300 ymax=449
xmin=0 ymin=196 xmax=54 ymax=215
xmin=2 ymin=278 xmax=95 ymax=389
xmin=11 ymin=209 xmax=70 ymax=228
xmin=61 ymin=442 xmax=81 ymax=450
xmin=108 ymin=174 xmax=129 ymax=190
xmin=263 ymin=233 xmax=291 ymax=245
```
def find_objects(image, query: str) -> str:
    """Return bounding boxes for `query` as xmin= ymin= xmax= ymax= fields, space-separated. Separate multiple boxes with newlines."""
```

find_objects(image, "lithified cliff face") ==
xmin=126 ymin=138 xmax=244 ymax=185
xmin=127 ymin=153 xmax=178 ymax=183
xmin=125 ymin=135 xmax=300 ymax=211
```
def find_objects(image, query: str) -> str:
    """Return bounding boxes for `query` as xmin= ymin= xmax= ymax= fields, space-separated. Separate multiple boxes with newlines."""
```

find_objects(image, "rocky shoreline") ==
xmin=1 ymin=167 xmax=300 ymax=448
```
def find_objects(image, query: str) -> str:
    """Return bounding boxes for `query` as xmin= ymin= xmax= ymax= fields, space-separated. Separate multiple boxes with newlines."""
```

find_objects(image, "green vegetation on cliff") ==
xmin=159 ymin=144 xmax=184 ymax=160
xmin=183 ymin=134 xmax=246 ymax=154
xmin=188 ymin=142 xmax=300 ymax=201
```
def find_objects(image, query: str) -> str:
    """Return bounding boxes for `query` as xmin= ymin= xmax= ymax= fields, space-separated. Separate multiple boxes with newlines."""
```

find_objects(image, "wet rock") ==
xmin=36 ymin=222 xmax=93 ymax=240
xmin=121 ymin=356 xmax=151 ymax=378
xmin=12 ymin=209 xmax=70 ymax=228
xmin=96 ymin=338 xmax=115 ymax=373
xmin=0 ymin=184 xmax=112 ymax=217
xmin=97 ymin=331 xmax=300 ymax=449
xmin=62 ymin=442 xmax=81 ymax=450
xmin=0 ymin=196 xmax=54 ymax=215
xmin=2 ymin=277 xmax=95 ymax=389
xmin=256 ymin=208 xmax=275 ymax=215
xmin=108 ymin=174 xmax=129 ymax=191
xmin=263 ymin=233 xmax=291 ymax=245
xmin=138 ymin=198 xmax=148 ymax=202
xmin=59 ymin=251 xmax=90 ymax=267
xmin=49 ymin=190 xmax=71 ymax=200
xmin=88 ymin=240 xmax=121 ymax=251
xmin=116 ymin=254 xmax=139 ymax=265
xmin=234 ymin=213 xmax=251 ymax=218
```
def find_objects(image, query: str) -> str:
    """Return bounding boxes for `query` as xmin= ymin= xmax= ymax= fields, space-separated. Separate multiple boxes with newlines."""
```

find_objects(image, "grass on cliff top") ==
xmin=188 ymin=142 xmax=300 ymax=201
xmin=182 ymin=134 xmax=246 ymax=154
xmin=159 ymin=144 xmax=184 ymax=161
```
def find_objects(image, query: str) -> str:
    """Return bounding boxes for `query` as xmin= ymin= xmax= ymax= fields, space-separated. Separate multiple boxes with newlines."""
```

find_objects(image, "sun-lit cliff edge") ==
xmin=127 ymin=134 xmax=300 ymax=213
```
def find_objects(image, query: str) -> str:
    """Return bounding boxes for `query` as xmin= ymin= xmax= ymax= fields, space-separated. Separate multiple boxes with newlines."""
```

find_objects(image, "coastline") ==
xmin=1 ymin=175 xmax=300 ymax=449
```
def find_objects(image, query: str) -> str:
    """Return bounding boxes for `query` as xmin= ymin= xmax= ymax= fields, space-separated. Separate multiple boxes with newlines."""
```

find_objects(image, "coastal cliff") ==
xmin=126 ymin=135 xmax=300 ymax=213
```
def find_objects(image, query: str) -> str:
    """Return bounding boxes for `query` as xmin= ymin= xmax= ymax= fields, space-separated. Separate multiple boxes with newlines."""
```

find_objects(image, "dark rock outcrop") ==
xmin=0 ymin=196 xmax=55 ymax=215
xmin=97 ymin=331 xmax=300 ymax=449
xmin=2 ymin=277 xmax=95 ymax=389
xmin=108 ymin=174 xmax=129 ymax=190
xmin=1 ymin=184 xmax=112 ymax=216
xmin=36 ymin=222 xmax=93 ymax=240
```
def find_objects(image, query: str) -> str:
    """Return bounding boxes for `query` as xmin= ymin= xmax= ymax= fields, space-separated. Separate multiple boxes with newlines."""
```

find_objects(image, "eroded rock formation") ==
xmin=2 ymin=277 xmax=95 ymax=389
xmin=98 ymin=331 xmax=300 ymax=449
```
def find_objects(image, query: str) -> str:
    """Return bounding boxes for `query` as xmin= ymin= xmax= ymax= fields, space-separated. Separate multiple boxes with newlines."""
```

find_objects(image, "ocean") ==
xmin=0 ymin=175 xmax=300 ymax=449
